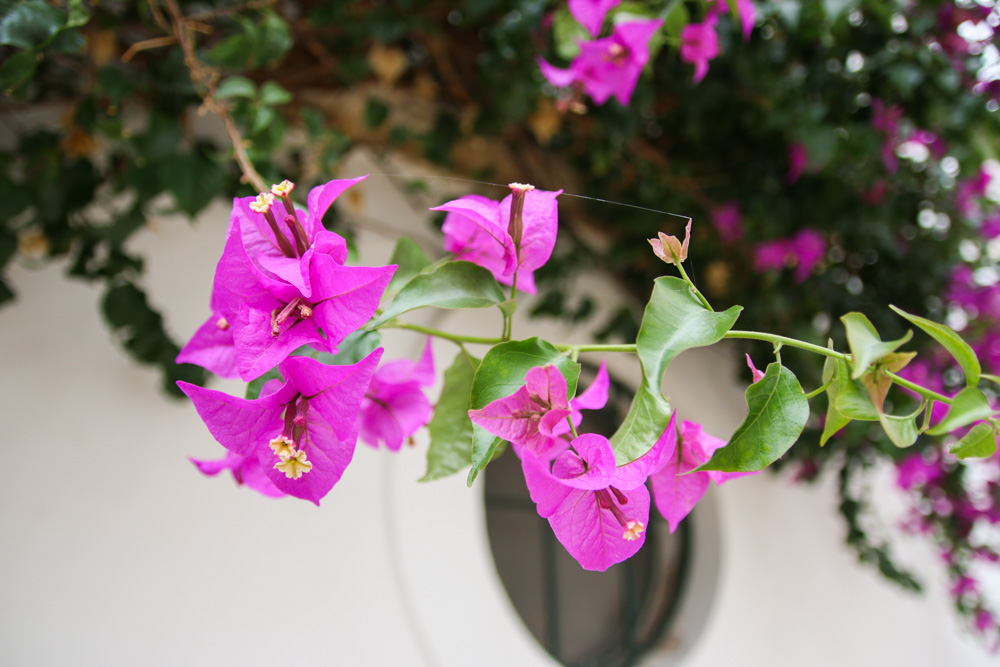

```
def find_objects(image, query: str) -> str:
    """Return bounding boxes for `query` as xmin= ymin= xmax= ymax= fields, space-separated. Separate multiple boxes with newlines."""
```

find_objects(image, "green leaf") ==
xmin=697 ymin=362 xmax=809 ymax=472
xmin=820 ymin=354 xmax=851 ymax=445
xmin=215 ymin=76 xmax=257 ymax=100
xmin=835 ymin=374 xmax=880 ymax=421
xmin=207 ymin=33 xmax=253 ymax=69
xmin=369 ymin=260 xmax=506 ymax=328
xmin=386 ymin=237 xmax=431 ymax=292
xmin=258 ymin=80 xmax=292 ymax=106
xmin=245 ymin=331 xmax=381 ymax=399
xmin=254 ymin=10 xmax=292 ymax=67
xmin=636 ymin=276 xmax=742 ymax=394
xmin=879 ymin=412 xmax=919 ymax=448
xmin=841 ymin=312 xmax=912 ymax=379
xmin=251 ymin=106 xmax=278 ymax=134
xmin=608 ymin=276 xmax=739 ymax=464
xmin=0 ymin=50 xmax=38 ymax=95
xmin=422 ymin=353 xmax=480 ymax=482
xmin=66 ymin=0 xmax=89 ymax=29
xmin=889 ymin=305 xmax=981 ymax=387
xmin=926 ymin=387 xmax=995 ymax=436
xmin=950 ymin=423 xmax=998 ymax=459
xmin=551 ymin=7 xmax=588 ymax=60
xmin=298 ymin=329 xmax=382 ymax=366
xmin=245 ymin=367 xmax=282 ymax=399
xmin=157 ymin=151 xmax=225 ymax=217
xmin=0 ymin=1 xmax=63 ymax=49
xmin=609 ymin=384 xmax=672 ymax=465
xmin=364 ymin=97 xmax=390 ymax=128
xmin=663 ymin=2 xmax=690 ymax=39
xmin=467 ymin=338 xmax=580 ymax=485
xmin=497 ymin=298 xmax=517 ymax=318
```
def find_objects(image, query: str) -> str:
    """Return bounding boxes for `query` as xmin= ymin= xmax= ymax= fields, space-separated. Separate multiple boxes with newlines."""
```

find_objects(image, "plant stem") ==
xmin=162 ymin=0 xmax=268 ymax=193
xmin=553 ymin=343 xmax=638 ymax=354
xmin=380 ymin=321 xmax=503 ymax=346
xmin=724 ymin=330 xmax=850 ymax=361
xmin=674 ymin=259 xmax=713 ymax=312
xmin=567 ymin=415 xmax=579 ymax=439
xmin=885 ymin=371 xmax=954 ymax=405
xmin=804 ymin=378 xmax=834 ymax=400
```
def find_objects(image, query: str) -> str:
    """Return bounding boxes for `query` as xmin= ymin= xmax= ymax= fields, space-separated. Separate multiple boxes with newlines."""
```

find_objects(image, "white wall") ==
xmin=0 ymin=152 xmax=995 ymax=666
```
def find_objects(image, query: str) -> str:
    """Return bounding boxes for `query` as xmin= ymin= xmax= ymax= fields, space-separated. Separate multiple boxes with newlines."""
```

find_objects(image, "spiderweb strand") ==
xmin=365 ymin=172 xmax=693 ymax=221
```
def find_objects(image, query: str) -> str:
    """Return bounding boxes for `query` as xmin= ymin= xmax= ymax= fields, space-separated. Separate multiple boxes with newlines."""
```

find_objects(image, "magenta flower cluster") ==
xmin=537 ymin=0 xmax=757 ymax=105
xmin=177 ymin=174 xmax=762 ymax=572
xmin=752 ymin=228 xmax=828 ymax=283
xmin=469 ymin=362 xmax=757 ymax=570
xmin=177 ymin=178 xmax=402 ymax=504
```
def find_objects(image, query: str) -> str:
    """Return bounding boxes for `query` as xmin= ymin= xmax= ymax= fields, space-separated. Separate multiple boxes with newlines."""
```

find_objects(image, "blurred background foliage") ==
xmin=1 ymin=0 xmax=999 ymax=639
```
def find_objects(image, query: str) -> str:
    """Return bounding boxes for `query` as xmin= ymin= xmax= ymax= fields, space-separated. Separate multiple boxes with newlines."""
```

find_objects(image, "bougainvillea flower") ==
xmin=469 ymin=364 xmax=573 ymax=459
xmin=560 ymin=360 xmax=610 ymax=433
xmin=745 ymin=354 xmax=765 ymax=383
xmin=176 ymin=312 xmax=240 ymax=379
xmin=711 ymin=203 xmax=743 ymax=243
xmin=229 ymin=177 xmax=363 ymax=298
xmin=538 ymin=19 xmax=664 ymax=105
xmin=435 ymin=186 xmax=560 ymax=294
xmin=896 ymin=451 xmax=945 ymax=491
xmin=521 ymin=421 xmax=676 ymax=571
xmin=179 ymin=350 xmax=382 ymax=505
xmin=568 ymin=0 xmax=621 ymax=36
xmin=650 ymin=418 xmax=759 ymax=532
xmin=752 ymin=229 xmax=826 ymax=282
xmin=707 ymin=0 xmax=756 ymax=40
xmin=786 ymin=143 xmax=808 ymax=184
xmin=190 ymin=450 xmax=286 ymax=498
xmin=734 ymin=0 xmax=757 ymax=39
xmin=680 ymin=18 xmax=719 ymax=83
xmin=649 ymin=219 xmax=692 ymax=265
xmin=209 ymin=230 xmax=395 ymax=380
xmin=789 ymin=228 xmax=827 ymax=282
xmin=359 ymin=338 xmax=436 ymax=451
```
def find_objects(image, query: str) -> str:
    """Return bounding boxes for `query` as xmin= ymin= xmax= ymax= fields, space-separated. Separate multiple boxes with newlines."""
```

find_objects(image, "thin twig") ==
xmin=188 ymin=0 xmax=277 ymax=22
xmin=160 ymin=0 xmax=268 ymax=193
xmin=121 ymin=36 xmax=177 ymax=64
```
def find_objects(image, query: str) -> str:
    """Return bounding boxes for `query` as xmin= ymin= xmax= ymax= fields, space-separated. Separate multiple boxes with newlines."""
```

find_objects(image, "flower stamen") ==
xmin=251 ymin=191 xmax=297 ymax=258
xmin=274 ymin=449 xmax=313 ymax=479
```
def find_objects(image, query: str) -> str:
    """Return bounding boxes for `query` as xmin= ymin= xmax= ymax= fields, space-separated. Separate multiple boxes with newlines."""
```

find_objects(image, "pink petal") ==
xmin=265 ymin=351 xmax=383 ymax=504
xmin=568 ymin=0 xmax=622 ymax=36
xmin=232 ymin=298 xmax=327 ymax=381
xmin=311 ymin=230 xmax=349 ymax=266
xmin=537 ymin=58 xmax=578 ymax=89
xmin=189 ymin=452 xmax=286 ymax=498
xmin=498 ymin=188 xmax=561 ymax=278
xmin=573 ymin=360 xmax=609 ymax=411
xmin=522 ymin=451 xmax=574 ymax=517
xmin=546 ymin=484 xmax=650 ymax=571
xmin=304 ymin=176 xmax=367 ymax=239
xmin=469 ymin=386 xmax=566 ymax=455
xmin=178 ymin=382 xmax=284 ymax=457
xmin=746 ymin=354 xmax=765 ymax=383
xmin=176 ymin=314 xmax=240 ymax=379
xmin=614 ymin=413 xmax=678 ymax=491
xmin=411 ymin=337 xmax=436 ymax=386
xmin=309 ymin=255 xmax=396 ymax=348
xmin=261 ymin=407 xmax=353 ymax=505
xmin=524 ymin=364 xmax=571 ymax=410
xmin=550 ymin=434 xmax=617 ymax=489
xmin=359 ymin=382 xmax=433 ymax=451
xmin=432 ymin=197 xmax=518 ymax=278
xmin=257 ymin=252 xmax=310 ymax=297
